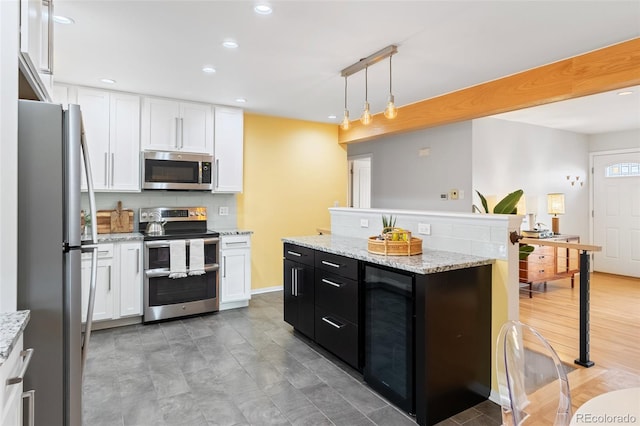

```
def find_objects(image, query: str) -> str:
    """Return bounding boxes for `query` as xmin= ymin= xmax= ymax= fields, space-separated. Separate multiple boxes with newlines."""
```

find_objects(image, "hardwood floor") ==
xmin=519 ymin=271 xmax=640 ymax=412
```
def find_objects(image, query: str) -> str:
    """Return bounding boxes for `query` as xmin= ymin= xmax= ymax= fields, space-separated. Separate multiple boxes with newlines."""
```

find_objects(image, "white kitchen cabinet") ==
xmin=81 ymin=245 xmax=115 ymax=322
xmin=219 ymin=234 xmax=252 ymax=310
xmin=81 ymin=241 xmax=143 ymax=323
xmin=19 ymin=0 xmax=53 ymax=101
xmin=213 ymin=107 xmax=244 ymax=192
xmin=141 ymin=97 xmax=213 ymax=154
xmin=0 ymin=336 xmax=26 ymax=426
xmin=76 ymin=87 xmax=141 ymax=192
xmin=118 ymin=242 xmax=143 ymax=317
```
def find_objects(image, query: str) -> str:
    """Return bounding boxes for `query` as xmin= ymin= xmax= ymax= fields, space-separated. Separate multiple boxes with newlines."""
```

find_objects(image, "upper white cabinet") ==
xmin=141 ymin=97 xmax=213 ymax=154
xmin=76 ymin=87 xmax=141 ymax=192
xmin=214 ymin=107 xmax=244 ymax=192
xmin=19 ymin=0 xmax=53 ymax=101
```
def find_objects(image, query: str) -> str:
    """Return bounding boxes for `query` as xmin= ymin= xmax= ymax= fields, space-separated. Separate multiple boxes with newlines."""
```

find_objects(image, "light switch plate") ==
xmin=418 ymin=223 xmax=431 ymax=235
xmin=219 ymin=206 xmax=229 ymax=216
xmin=360 ymin=219 xmax=369 ymax=228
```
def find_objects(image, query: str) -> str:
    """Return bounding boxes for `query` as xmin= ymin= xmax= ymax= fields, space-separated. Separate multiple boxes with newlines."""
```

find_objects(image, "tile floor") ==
xmin=83 ymin=291 xmax=501 ymax=426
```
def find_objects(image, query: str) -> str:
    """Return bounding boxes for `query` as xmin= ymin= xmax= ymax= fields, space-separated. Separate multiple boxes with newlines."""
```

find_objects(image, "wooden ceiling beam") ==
xmin=338 ymin=38 xmax=640 ymax=144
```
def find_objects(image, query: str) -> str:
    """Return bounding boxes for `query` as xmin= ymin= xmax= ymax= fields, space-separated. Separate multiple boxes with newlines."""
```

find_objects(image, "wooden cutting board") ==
xmin=96 ymin=201 xmax=134 ymax=234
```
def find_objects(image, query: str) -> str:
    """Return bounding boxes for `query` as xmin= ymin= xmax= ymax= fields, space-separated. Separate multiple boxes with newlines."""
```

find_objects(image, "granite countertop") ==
xmin=0 ymin=310 xmax=30 ymax=366
xmin=95 ymin=232 xmax=144 ymax=243
xmin=214 ymin=229 xmax=253 ymax=236
xmin=283 ymin=235 xmax=494 ymax=275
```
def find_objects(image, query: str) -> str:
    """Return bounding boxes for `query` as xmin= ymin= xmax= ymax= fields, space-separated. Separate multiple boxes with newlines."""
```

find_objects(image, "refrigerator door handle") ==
xmin=80 ymin=119 xmax=99 ymax=376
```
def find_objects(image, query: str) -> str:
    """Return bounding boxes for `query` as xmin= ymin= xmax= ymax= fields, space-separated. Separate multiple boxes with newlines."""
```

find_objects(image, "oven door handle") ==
xmin=144 ymin=237 xmax=220 ymax=248
xmin=145 ymin=264 xmax=219 ymax=278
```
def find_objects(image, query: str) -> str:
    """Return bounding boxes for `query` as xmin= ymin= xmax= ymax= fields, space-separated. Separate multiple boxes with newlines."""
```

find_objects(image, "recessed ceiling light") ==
xmin=202 ymin=66 xmax=216 ymax=74
xmin=100 ymin=78 xmax=116 ymax=84
xmin=254 ymin=4 xmax=272 ymax=15
xmin=52 ymin=15 xmax=75 ymax=24
xmin=222 ymin=40 xmax=239 ymax=49
xmin=328 ymin=115 xmax=337 ymax=119
xmin=617 ymin=91 xmax=634 ymax=96
xmin=235 ymin=98 xmax=247 ymax=103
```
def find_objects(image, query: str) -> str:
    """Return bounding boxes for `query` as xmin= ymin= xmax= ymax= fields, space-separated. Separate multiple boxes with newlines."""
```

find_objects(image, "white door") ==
xmin=592 ymin=151 xmax=640 ymax=277
xmin=349 ymin=156 xmax=371 ymax=208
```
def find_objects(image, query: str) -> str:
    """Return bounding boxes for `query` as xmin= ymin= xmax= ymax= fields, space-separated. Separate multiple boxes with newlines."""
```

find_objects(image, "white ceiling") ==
xmin=53 ymin=1 xmax=640 ymax=134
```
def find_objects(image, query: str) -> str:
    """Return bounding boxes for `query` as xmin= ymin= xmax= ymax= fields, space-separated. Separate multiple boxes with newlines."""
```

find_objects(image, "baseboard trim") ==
xmin=251 ymin=285 xmax=283 ymax=295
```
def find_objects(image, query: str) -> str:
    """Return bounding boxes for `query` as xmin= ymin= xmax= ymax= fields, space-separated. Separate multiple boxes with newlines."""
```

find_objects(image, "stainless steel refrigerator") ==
xmin=17 ymin=100 xmax=99 ymax=426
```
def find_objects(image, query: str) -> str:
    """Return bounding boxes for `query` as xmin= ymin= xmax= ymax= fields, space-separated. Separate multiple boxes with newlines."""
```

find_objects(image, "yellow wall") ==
xmin=237 ymin=114 xmax=348 ymax=290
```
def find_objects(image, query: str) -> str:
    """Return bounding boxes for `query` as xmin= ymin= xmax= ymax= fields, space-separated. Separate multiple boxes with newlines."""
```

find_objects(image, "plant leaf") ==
xmin=493 ymin=189 xmax=523 ymax=214
xmin=475 ymin=190 xmax=489 ymax=213
xmin=519 ymin=244 xmax=535 ymax=260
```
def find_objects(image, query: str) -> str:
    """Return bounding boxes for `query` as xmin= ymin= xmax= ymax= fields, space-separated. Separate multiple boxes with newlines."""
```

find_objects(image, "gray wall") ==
xmin=588 ymin=129 xmax=640 ymax=152
xmin=347 ymin=122 xmax=473 ymax=212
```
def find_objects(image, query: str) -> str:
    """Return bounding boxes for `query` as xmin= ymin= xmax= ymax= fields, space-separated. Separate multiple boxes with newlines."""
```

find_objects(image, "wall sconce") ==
xmin=340 ymin=45 xmax=398 ymax=128
xmin=567 ymin=175 xmax=584 ymax=187
xmin=547 ymin=193 xmax=565 ymax=235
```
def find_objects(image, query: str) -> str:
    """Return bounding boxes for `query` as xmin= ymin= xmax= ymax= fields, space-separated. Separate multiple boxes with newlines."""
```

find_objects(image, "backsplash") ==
xmin=329 ymin=207 xmax=522 ymax=261
xmin=81 ymin=192 xmax=237 ymax=231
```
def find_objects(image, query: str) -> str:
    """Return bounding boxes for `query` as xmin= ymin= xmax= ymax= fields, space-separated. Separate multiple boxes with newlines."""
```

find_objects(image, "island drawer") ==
xmin=315 ymin=251 xmax=358 ymax=280
xmin=315 ymin=307 xmax=359 ymax=368
xmin=315 ymin=271 xmax=358 ymax=324
xmin=284 ymin=243 xmax=315 ymax=266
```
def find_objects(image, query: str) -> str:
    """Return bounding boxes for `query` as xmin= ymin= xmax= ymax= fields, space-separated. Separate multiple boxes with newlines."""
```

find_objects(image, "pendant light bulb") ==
xmin=341 ymin=110 xmax=350 ymax=130
xmin=360 ymin=66 xmax=372 ymax=125
xmin=384 ymin=55 xmax=397 ymax=119
xmin=360 ymin=102 xmax=372 ymax=125
xmin=384 ymin=95 xmax=397 ymax=119
xmin=341 ymin=76 xmax=350 ymax=130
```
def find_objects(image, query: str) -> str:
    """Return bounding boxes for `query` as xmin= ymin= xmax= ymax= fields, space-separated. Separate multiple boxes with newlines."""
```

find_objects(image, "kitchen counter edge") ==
xmin=95 ymin=232 xmax=144 ymax=243
xmin=282 ymin=235 xmax=494 ymax=274
xmin=214 ymin=229 xmax=253 ymax=236
xmin=0 ymin=310 xmax=30 ymax=365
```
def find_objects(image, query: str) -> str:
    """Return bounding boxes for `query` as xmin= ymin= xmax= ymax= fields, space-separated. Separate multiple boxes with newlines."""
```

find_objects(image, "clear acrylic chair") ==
xmin=496 ymin=320 xmax=572 ymax=425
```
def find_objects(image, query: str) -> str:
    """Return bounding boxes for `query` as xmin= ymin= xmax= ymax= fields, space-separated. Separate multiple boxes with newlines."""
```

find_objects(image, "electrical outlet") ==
xmin=441 ymin=193 xmax=448 ymax=200
xmin=218 ymin=206 xmax=229 ymax=216
xmin=418 ymin=223 xmax=431 ymax=235
xmin=449 ymin=189 xmax=459 ymax=200
xmin=360 ymin=219 xmax=369 ymax=228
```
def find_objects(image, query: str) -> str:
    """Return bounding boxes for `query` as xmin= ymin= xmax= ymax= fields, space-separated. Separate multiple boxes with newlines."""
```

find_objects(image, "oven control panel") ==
xmin=139 ymin=206 xmax=207 ymax=223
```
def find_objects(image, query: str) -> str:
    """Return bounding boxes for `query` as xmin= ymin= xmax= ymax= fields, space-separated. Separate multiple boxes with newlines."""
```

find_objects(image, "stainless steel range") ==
xmin=139 ymin=207 xmax=220 ymax=323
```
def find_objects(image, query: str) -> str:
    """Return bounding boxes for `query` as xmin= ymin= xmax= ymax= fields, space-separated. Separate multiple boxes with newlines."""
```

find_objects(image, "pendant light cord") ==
xmin=389 ymin=55 xmax=392 ymax=95
xmin=344 ymin=76 xmax=348 ymax=109
xmin=365 ymin=66 xmax=368 ymax=102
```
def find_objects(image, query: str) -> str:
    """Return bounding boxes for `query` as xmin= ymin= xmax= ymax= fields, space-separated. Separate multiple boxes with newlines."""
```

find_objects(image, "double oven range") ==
xmin=139 ymin=207 xmax=219 ymax=323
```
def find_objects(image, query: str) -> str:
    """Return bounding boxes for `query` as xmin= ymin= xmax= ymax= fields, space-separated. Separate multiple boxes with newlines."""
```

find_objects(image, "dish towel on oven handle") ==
xmin=169 ymin=240 xmax=188 ymax=279
xmin=189 ymin=239 xmax=205 ymax=276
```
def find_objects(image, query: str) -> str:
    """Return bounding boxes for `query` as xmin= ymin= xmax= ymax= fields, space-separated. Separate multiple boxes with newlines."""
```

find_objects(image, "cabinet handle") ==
xmin=287 ymin=251 xmax=302 ymax=257
xmin=321 ymin=278 xmax=342 ymax=288
xmin=226 ymin=241 xmax=247 ymax=246
xmin=294 ymin=269 xmax=298 ymax=296
xmin=111 ymin=153 xmax=115 ymax=186
xmin=321 ymin=317 xmax=345 ymax=329
xmin=23 ymin=389 xmax=35 ymax=426
xmin=104 ymin=152 xmax=108 ymax=184
xmin=6 ymin=348 xmax=35 ymax=385
xmin=215 ymin=159 xmax=220 ymax=189
xmin=291 ymin=269 xmax=295 ymax=296
xmin=223 ymin=255 xmax=227 ymax=278
xmin=108 ymin=265 xmax=111 ymax=291
xmin=136 ymin=248 xmax=139 ymax=273
xmin=321 ymin=260 xmax=341 ymax=269
xmin=180 ymin=118 xmax=184 ymax=149
xmin=175 ymin=117 xmax=180 ymax=148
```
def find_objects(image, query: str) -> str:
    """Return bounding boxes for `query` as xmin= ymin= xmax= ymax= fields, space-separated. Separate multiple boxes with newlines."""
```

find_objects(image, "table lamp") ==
xmin=547 ymin=193 xmax=565 ymax=235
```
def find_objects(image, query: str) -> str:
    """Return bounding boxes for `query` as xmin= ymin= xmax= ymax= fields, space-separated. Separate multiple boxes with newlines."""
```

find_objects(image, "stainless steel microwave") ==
xmin=142 ymin=151 xmax=213 ymax=190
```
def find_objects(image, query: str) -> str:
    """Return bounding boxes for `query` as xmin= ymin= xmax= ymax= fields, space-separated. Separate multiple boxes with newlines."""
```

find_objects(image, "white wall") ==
xmin=347 ymin=122 xmax=473 ymax=212
xmin=472 ymin=118 xmax=590 ymax=239
xmin=0 ymin=0 xmax=19 ymax=312
xmin=588 ymin=128 xmax=640 ymax=152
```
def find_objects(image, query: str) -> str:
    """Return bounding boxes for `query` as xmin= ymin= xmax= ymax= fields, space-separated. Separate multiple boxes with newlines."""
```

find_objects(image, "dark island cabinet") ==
xmin=283 ymin=244 xmax=315 ymax=338
xmin=314 ymin=251 xmax=360 ymax=369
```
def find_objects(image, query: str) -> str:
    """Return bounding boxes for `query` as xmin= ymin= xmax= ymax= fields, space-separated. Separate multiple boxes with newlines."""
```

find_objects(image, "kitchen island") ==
xmin=282 ymin=235 xmax=494 ymax=426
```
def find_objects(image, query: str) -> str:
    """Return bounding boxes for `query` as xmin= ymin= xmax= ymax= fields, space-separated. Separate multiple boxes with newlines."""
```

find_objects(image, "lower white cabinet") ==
xmin=0 ymin=336 xmax=31 ymax=426
xmin=219 ymin=234 xmax=252 ymax=310
xmin=81 ymin=241 xmax=143 ymax=323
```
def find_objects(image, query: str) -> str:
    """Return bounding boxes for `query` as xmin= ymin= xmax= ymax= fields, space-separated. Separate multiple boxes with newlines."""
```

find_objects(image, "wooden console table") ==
xmin=519 ymin=235 xmax=580 ymax=297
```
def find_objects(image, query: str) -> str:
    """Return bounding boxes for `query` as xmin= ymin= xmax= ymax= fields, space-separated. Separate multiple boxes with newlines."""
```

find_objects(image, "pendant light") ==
xmin=341 ymin=76 xmax=350 ymax=130
xmin=384 ymin=55 xmax=398 ymax=119
xmin=360 ymin=66 xmax=372 ymax=125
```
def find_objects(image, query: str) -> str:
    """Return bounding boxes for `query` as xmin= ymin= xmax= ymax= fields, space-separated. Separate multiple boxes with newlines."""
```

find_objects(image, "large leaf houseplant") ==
xmin=475 ymin=189 xmax=534 ymax=260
